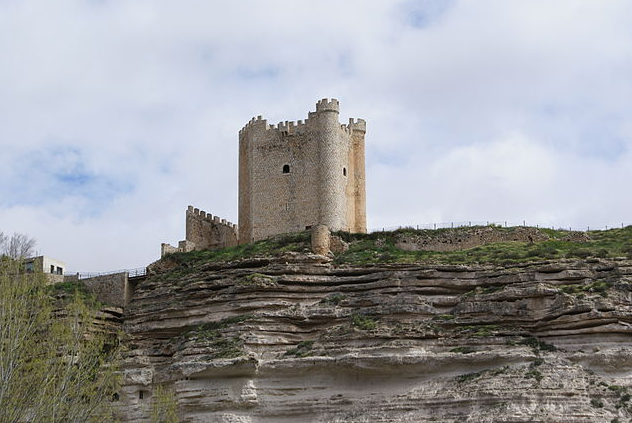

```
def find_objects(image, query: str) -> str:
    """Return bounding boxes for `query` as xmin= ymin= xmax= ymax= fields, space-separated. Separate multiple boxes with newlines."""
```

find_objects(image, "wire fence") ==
xmin=369 ymin=221 xmax=630 ymax=233
xmin=65 ymin=267 xmax=147 ymax=280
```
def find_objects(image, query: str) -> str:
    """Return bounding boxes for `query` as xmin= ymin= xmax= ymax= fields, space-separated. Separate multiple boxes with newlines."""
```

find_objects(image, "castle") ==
xmin=161 ymin=98 xmax=366 ymax=256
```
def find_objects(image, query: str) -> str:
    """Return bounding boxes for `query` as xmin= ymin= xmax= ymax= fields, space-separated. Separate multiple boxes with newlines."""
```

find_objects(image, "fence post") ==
xmin=523 ymin=220 xmax=526 ymax=227
xmin=434 ymin=223 xmax=436 ymax=230
xmin=451 ymin=222 xmax=453 ymax=228
xmin=504 ymin=221 xmax=507 ymax=227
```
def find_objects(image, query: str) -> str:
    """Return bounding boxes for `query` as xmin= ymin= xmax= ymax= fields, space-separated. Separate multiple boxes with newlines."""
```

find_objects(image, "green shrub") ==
xmin=525 ymin=369 xmax=543 ymax=382
xmin=351 ymin=313 xmax=378 ymax=330
xmin=518 ymin=337 xmax=557 ymax=352
xmin=456 ymin=371 xmax=483 ymax=383
xmin=450 ymin=346 xmax=475 ymax=354
xmin=320 ymin=293 xmax=345 ymax=305
xmin=284 ymin=341 xmax=314 ymax=358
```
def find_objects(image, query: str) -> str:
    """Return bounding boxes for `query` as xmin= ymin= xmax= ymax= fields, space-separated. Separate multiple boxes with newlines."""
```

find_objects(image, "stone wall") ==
xmin=82 ymin=272 xmax=128 ymax=308
xmin=394 ymin=226 xmax=590 ymax=252
xmin=238 ymin=99 xmax=367 ymax=244
xmin=185 ymin=206 xmax=238 ymax=250
xmin=161 ymin=207 xmax=238 ymax=257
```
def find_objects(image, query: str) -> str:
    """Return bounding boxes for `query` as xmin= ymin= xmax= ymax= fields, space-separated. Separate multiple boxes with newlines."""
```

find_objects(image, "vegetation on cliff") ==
xmin=160 ymin=226 xmax=632 ymax=270
xmin=0 ymin=259 xmax=120 ymax=423
xmin=334 ymin=225 xmax=632 ymax=265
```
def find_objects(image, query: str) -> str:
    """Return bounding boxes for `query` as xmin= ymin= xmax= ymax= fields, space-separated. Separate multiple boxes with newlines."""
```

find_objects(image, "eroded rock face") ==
xmin=120 ymin=255 xmax=632 ymax=422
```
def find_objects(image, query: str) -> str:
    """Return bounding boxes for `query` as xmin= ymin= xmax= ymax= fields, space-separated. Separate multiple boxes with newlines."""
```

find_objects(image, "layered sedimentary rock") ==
xmin=120 ymin=253 xmax=632 ymax=422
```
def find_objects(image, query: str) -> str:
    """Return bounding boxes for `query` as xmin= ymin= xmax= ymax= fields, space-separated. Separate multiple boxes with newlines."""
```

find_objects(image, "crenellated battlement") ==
xmin=348 ymin=117 xmax=366 ymax=133
xmin=186 ymin=205 xmax=237 ymax=229
xmin=240 ymin=99 xmax=363 ymax=140
xmin=315 ymin=98 xmax=340 ymax=113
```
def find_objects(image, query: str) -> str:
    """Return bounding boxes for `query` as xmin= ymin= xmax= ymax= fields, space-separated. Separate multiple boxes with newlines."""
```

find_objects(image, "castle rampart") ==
xmin=161 ymin=206 xmax=238 ymax=257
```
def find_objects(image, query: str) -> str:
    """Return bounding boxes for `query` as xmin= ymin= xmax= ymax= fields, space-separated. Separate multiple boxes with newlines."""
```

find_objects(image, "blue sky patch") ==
xmin=1 ymin=145 xmax=134 ymax=215
xmin=401 ymin=0 xmax=455 ymax=29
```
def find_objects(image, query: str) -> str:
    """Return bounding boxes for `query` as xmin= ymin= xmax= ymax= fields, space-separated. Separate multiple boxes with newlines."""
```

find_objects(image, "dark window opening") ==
xmin=305 ymin=225 xmax=312 ymax=230
xmin=50 ymin=265 xmax=55 ymax=274
xmin=56 ymin=266 xmax=63 ymax=275
xmin=139 ymin=390 xmax=145 ymax=400
xmin=282 ymin=164 xmax=290 ymax=173
xmin=343 ymin=167 xmax=347 ymax=176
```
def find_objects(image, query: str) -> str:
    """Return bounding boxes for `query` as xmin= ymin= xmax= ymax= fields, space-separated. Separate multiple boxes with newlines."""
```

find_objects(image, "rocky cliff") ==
xmin=120 ymin=246 xmax=632 ymax=422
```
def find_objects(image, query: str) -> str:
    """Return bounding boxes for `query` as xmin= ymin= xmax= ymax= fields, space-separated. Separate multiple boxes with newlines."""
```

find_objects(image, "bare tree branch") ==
xmin=0 ymin=232 xmax=36 ymax=259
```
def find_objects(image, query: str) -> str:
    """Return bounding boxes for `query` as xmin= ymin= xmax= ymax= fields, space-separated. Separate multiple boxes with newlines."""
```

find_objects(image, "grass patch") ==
xmin=207 ymin=336 xmax=243 ymax=359
xmin=333 ymin=226 xmax=632 ymax=265
xmin=238 ymin=273 xmax=276 ymax=285
xmin=518 ymin=336 xmax=557 ymax=352
xmin=178 ymin=316 xmax=251 ymax=359
xmin=49 ymin=280 xmax=90 ymax=295
xmin=284 ymin=341 xmax=314 ymax=358
xmin=48 ymin=280 xmax=106 ymax=308
xmin=560 ymin=279 xmax=616 ymax=297
xmin=350 ymin=313 xmax=378 ymax=330
xmin=608 ymin=385 xmax=627 ymax=394
xmin=450 ymin=346 xmax=475 ymax=354
xmin=434 ymin=314 xmax=456 ymax=320
xmin=456 ymin=371 xmax=483 ymax=383
xmin=320 ymin=293 xmax=345 ymax=305
xmin=160 ymin=232 xmax=311 ymax=274
xmin=459 ymin=324 xmax=503 ymax=337
xmin=525 ymin=369 xmax=543 ymax=382
xmin=152 ymin=226 xmax=632 ymax=277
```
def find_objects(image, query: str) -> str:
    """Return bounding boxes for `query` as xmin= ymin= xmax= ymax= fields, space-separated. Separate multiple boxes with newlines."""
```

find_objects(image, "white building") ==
xmin=23 ymin=256 xmax=66 ymax=283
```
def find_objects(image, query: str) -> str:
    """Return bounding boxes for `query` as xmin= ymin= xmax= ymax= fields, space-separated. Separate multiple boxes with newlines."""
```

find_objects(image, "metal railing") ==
xmin=370 ymin=221 xmax=630 ymax=233
xmin=65 ymin=267 xmax=147 ymax=280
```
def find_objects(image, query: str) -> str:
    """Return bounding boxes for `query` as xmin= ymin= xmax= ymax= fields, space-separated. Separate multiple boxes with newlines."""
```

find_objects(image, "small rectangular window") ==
xmin=56 ymin=266 xmax=63 ymax=275
xmin=50 ymin=265 xmax=55 ymax=274
xmin=139 ymin=390 xmax=145 ymax=400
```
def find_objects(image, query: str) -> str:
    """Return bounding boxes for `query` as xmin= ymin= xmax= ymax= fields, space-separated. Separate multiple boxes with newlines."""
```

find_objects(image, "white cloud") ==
xmin=1 ymin=0 xmax=631 ymax=270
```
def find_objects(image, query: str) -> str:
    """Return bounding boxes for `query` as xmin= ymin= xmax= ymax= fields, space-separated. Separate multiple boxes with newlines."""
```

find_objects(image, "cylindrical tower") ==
xmin=313 ymin=99 xmax=346 ymax=230
xmin=350 ymin=119 xmax=367 ymax=233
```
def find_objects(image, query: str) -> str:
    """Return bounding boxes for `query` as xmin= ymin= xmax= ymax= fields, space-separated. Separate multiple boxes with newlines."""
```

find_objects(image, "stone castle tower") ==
xmin=238 ymin=98 xmax=367 ymax=243
xmin=161 ymin=98 xmax=366 ymax=256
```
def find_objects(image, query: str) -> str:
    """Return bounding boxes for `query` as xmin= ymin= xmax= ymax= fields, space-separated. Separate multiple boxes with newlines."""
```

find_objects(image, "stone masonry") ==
xmin=162 ymin=98 xmax=367 ymax=256
xmin=239 ymin=98 xmax=367 ymax=243
xmin=161 ymin=206 xmax=238 ymax=257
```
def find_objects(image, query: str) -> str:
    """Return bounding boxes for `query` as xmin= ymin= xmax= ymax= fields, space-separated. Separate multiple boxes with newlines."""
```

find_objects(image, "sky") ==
xmin=1 ymin=0 xmax=632 ymax=272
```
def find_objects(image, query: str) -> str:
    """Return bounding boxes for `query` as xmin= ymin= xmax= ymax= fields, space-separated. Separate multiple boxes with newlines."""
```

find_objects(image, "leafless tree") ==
xmin=0 ymin=231 xmax=36 ymax=259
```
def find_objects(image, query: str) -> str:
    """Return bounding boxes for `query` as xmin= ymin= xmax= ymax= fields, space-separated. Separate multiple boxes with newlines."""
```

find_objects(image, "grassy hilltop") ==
xmin=162 ymin=225 xmax=632 ymax=269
